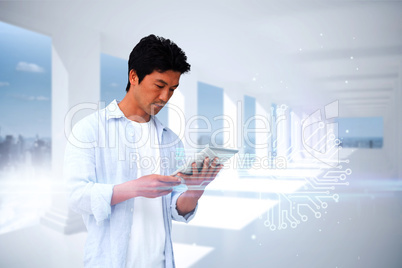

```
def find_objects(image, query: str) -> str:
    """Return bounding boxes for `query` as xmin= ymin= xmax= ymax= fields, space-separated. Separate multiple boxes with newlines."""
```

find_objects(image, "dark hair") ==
xmin=126 ymin=34 xmax=191 ymax=92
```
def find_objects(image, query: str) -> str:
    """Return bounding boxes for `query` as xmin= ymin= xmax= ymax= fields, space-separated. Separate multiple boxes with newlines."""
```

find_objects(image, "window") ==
xmin=100 ymin=53 xmax=127 ymax=106
xmin=271 ymin=103 xmax=278 ymax=156
xmin=244 ymin=95 xmax=256 ymax=168
xmin=196 ymin=82 xmax=223 ymax=147
xmin=337 ymin=117 xmax=383 ymax=148
xmin=0 ymin=21 xmax=52 ymax=234
xmin=0 ymin=21 xmax=51 ymax=171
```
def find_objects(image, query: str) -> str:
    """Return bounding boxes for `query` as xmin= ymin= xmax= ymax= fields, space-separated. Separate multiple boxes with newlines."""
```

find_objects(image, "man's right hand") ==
xmin=111 ymin=175 xmax=182 ymax=206
xmin=131 ymin=174 xmax=182 ymax=198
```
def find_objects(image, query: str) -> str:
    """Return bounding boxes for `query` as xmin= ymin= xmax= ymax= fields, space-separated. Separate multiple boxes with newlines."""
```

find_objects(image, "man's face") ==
xmin=129 ymin=69 xmax=181 ymax=119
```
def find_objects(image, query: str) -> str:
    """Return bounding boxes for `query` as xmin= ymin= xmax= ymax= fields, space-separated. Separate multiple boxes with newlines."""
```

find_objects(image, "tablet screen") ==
xmin=172 ymin=146 xmax=238 ymax=175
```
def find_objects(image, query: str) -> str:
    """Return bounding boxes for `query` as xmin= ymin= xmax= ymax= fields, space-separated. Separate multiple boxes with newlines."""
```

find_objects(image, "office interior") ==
xmin=0 ymin=1 xmax=401 ymax=267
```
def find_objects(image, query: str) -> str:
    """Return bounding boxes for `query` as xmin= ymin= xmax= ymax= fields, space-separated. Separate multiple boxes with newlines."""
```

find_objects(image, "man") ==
xmin=65 ymin=35 xmax=222 ymax=267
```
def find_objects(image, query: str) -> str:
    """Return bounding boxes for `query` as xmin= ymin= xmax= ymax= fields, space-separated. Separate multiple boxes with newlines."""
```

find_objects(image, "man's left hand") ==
xmin=177 ymin=157 xmax=222 ymax=190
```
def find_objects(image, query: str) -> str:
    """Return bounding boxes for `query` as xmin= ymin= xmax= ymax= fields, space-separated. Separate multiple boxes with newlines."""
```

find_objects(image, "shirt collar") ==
xmin=151 ymin=114 xmax=168 ymax=144
xmin=105 ymin=99 xmax=125 ymax=120
xmin=152 ymin=115 xmax=167 ymax=132
xmin=106 ymin=99 xmax=167 ymax=132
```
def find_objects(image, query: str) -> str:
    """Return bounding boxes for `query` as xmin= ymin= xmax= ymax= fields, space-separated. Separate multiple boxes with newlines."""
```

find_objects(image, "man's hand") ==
xmin=131 ymin=174 xmax=182 ymax=198
xmin=177 ymin=157 xmax=223 ymax=190
xmin=111 ymin=175 xmax=181 ymax=206
xmin=175 ymin=157 xmax=223 ymax=216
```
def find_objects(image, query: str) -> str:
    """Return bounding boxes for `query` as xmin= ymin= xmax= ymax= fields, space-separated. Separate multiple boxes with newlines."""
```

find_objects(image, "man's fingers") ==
xmin=197 ymin=157 xmax=213 ymax=180
xmin=210 ymin=157 xmax=219 ymax=168
xmin=176 ymin=173 xmax=186 ymax=184
xmin=211 ymin=164 xmax=223 ymax=178
xmin=178 ymin=158 xmax=222 ymax=187
xmin=191 ymin=162 xmax=199 ymax=175
xmin=158 ymin=175 xmax=182 ymax=184
xmin=200 ymin=157 xmax=210 ymax=174
xmin=206 ymin=157 xmax=219 ymax=176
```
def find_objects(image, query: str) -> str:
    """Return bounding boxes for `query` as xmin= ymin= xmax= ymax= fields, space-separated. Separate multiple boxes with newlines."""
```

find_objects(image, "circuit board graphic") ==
xmin=263 ymin=101 xmax=351 ymax=230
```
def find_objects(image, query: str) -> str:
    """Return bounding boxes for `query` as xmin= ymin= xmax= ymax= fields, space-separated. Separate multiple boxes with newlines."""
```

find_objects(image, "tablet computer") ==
xmin=171 ymin=146 xmax=238 ymax=176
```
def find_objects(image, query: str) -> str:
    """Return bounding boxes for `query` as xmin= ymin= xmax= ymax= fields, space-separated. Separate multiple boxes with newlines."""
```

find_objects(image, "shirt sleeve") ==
xmin=64 ymin=117 xmax=114 ymax=226
xmin=169 ymin=140 xmax=198 ymax=223
xmin=170 ymin=186 xmax=198 ymax=223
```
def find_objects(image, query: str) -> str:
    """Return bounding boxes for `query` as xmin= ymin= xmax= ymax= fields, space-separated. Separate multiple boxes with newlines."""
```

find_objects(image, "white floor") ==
xmin=0 ymin=149 xmax=401 ymax=267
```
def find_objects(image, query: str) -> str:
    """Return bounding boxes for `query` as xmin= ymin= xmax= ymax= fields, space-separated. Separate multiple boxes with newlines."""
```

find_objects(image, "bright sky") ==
xmin=197 ymin=82 xmax=223 ymax=145
xmin=0 ymin=21 xmax=51 ymax=138
xmin=197 ymin=82 xmax=223 ymax=129
xmin=100 ymin=53 xmax=126 ymax=106
xmin=337 ymin=117 xmax=383 ymax=138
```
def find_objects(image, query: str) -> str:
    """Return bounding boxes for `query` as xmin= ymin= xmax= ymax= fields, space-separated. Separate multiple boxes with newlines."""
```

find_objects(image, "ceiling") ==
xmin=1 ymin=0 xmax=401 ymax=117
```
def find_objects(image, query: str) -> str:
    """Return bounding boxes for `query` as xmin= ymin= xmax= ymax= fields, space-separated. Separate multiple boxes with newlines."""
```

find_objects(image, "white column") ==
xmin=223 ymin=82 xmax=244 ymax=151
xmin=290 ymin=110 xmax=302 ymax=163
xmin=221 ymin=82 xmax=244 ymax=173
xmin=40 ymin=28 xmax=101 ymax=234
xmin=254 ymin=98 xmax=270 ymax=161
xmin=276 ymin=104 xmax=289 ymax=159
xmin=223 ymin=93 xmax=238 ymax=150
xmin=170 ymin=72 xmax=198 ymax=151
xmin=382 ymin=77 xmax=398 ymax=179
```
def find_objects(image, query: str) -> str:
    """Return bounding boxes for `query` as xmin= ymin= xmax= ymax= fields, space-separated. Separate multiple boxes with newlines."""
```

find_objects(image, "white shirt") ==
xmin=66 ymin=100 xmax=197 ymax=268
xmin=125 ymin=119 xmax=165 ymax=268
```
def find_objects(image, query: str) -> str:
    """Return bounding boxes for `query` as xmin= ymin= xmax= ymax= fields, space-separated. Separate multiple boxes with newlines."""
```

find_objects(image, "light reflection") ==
xmin=173 ymin=242 xmax=214 ymax=268
xmin=0 ymin=169 xmax=53 ymax=234
xmin=174 ymin=196 xmax=278 ymax=230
